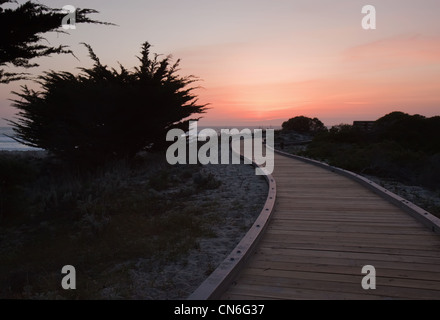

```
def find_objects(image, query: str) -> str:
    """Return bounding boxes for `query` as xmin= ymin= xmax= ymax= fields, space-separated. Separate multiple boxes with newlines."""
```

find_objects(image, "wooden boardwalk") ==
xmin=221 ymin=152 xmax=440 ymax=300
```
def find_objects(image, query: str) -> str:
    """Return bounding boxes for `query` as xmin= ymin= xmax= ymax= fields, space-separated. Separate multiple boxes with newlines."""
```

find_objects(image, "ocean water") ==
xmin=0 ymin=127 xmax=42 ymax=151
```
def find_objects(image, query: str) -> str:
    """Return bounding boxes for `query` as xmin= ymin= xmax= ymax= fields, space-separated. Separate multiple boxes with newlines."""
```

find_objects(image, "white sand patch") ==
xmin=364 ymin=175 xmax=440 ymax=217
xmin=104 ymin=162 xmax=268 ymax=300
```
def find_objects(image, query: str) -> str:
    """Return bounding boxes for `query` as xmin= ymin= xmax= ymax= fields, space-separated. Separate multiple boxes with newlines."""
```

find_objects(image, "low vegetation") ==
xmin=0 ymin=151 xmax=225 ymax=298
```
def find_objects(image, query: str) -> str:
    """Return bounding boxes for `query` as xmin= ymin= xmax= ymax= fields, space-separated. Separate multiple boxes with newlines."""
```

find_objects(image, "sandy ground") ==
xmin=103 ymin=161 xmax=269 ymax=300
xmin=364 ymin=175 xmax=440 ymax=217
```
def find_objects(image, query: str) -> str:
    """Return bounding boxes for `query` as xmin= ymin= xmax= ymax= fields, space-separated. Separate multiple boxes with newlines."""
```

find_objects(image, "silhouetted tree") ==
xmin=375 ymin=111 xmax=411 ymax=127
xmin=322 ymin=123 xmax=370 ymax=144
xmin=375 ymin=111 xmax=440 ymax=154
xmin=0 ymin=0 xmax=112 ymax=83
xmin=282 ymin=116 xmax=326 ymax=133
xmin=9 ymin=42 xmax=208 ymax=165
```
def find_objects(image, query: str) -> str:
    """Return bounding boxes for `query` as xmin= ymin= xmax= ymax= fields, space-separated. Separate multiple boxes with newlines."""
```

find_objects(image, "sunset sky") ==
xmin=0 ymin=0 xmax=439 ymax=127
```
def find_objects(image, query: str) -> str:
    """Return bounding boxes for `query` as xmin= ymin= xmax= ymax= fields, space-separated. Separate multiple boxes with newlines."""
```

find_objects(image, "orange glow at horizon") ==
xmin=192 ymin=34 xmax=440 ymax=127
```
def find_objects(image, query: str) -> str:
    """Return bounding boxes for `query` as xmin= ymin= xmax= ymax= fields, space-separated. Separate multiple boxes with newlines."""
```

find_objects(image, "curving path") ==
xmin=221 ymin=151 xmax=440 ymax=300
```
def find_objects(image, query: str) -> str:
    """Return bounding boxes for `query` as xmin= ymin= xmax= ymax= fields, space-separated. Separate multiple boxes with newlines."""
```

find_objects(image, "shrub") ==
xmin=9 ymin=42 xmax=207 ymax=165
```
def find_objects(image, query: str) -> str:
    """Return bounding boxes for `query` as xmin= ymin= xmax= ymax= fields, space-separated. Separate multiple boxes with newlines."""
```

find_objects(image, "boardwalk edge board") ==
xmin=273 ymin=148 xmax=440 ymax=235
xmin=187 ymin=144 xmax=277 ymax=300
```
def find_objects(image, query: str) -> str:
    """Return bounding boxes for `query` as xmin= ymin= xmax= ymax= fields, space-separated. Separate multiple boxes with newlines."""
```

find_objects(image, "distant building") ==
xmin=353 ymin=121 xmax=375 ymax=132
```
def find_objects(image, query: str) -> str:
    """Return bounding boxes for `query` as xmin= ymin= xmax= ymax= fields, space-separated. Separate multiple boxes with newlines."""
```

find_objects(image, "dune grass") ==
xmin=0 ymin=151 xmax=226 ymax=299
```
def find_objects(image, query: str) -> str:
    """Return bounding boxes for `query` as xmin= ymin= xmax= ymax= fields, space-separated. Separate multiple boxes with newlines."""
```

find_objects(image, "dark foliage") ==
xmin=303 ymin=111 xmax=440 ymax=191
xmin=9 ymin=42 xmax=207 ymax=165
xmin=374 ymin=111 xmax=440 ymax=154
xmin=282 ymin=116 xmax=327 ymax=134
xmin=0 ymin=152 xmax=38 ymax=218
xmin=0 ymin=0 xmax=112 ymax=83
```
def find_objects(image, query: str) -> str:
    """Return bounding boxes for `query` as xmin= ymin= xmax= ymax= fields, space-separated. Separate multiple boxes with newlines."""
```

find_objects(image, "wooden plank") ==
xmin=273 ymin=207 xmax=418 ymax=214
xmin=268 ymin=220 xmax=429 ymax=232
xmin=240 ymin=260 xmax=440 ymax=282
xmin=223 ymin=283 xmax=390 ymax=300
xmin=274 ymin=209 xmax=410 ymax=215
xmin=274 ymin=210 xmax=420 ymax=218
xmin=267 ymin=222 xmax=435 ymax=235
xmin=262 ymin=233 xmax=440 ymax=250
xmin=269 ymin=220 xmax=421 ymax=228
xmin=258 ymin=248 xmax=440 ymax=266
xmin=254 ymin=247 xmax=440 ymax=270
xmin=268 ymin=223 xmax=429 ymax=232
xmin=274 ymin=204 xmax=415 ymax=211
xmin=265 ymin=228 xmax=438 ymax=240
xmin=269 ymin=215 xmax=426 ymax=223
xmin=260 ymin=240 xmax=440 ymax=258
xmin=234 ymin=273 xmax=440 ymax=299
xmin=272 ymin=211 xmax=418 ymax=218
xmin=241 ymin=268 xmax=440 ymax=291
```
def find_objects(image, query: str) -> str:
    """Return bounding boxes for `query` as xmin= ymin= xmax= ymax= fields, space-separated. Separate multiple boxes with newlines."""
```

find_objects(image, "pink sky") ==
xmin=1 ymin=0 xmax=439 ymax=127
